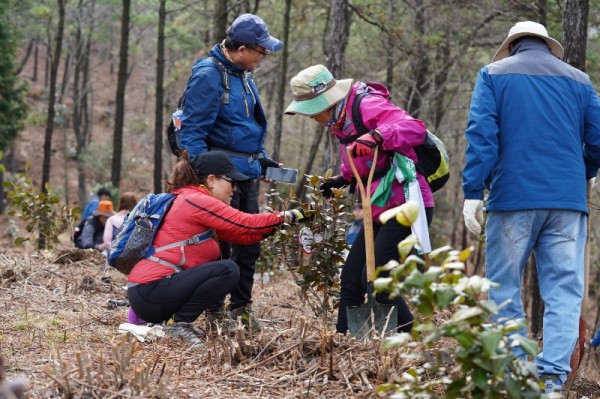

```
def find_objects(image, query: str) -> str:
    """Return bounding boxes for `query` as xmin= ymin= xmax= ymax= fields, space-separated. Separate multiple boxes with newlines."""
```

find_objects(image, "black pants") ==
xmin=336 ymin=207 xmax=434 ymax=334
xmin=216 ymin=179 xmax=261 ymax=311
xmin=128 ymin=260 xmax=240 ymax=323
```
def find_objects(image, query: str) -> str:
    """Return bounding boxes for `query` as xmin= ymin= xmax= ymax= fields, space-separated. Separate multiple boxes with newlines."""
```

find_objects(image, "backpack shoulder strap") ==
xmin=208 ymin=56 xmax=231 ymax=105
xmin=352 ymin=92 xmax=368 ymax=135
xmin=340 ymin=92 xmax=368 ymax=144
xmin=146 ymin=228 xmax=216 ymax=271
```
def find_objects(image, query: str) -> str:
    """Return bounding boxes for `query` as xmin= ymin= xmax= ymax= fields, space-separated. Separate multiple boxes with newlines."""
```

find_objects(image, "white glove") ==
xmin=588 ymin=177 xmax=596 ymax=193
xmin=463 ymin=199 xmax=484 ymax=235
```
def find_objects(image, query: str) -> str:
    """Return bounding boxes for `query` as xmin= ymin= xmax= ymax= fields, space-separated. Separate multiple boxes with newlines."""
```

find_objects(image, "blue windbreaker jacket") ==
xmin=178 ymin=44 xmax=268 ymax=179
xmin=462 ymin=39 xmax=600 ymax=213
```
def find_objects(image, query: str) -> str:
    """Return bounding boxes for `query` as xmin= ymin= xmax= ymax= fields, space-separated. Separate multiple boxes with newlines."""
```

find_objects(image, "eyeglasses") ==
xmin=247 ymin=46 xmax=270 ymax=57
xmin=218 ymin=175 xmax=234 ymax=184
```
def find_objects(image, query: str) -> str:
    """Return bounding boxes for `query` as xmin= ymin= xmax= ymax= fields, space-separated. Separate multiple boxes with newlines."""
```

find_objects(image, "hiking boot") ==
xmin=205 ymin=307 xmax=236 ymax=333
xmin=540 ymin=374 xmax=564 ymax=396
xmin=229 ymin=305 xmax=262 ymax=332
xmin=164 ymin=322 xmax=204 ymax=346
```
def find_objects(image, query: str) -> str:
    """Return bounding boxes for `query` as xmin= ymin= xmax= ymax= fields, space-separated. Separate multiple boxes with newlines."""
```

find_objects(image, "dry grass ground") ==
xmin=0 ymin=246 xmax=420 ymax=398
xmin=0 ymin=240 xmax=599 ymax=398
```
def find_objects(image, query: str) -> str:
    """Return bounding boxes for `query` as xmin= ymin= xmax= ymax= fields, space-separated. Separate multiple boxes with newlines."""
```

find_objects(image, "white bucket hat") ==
xmin=493 ymin=21 xmax=563 ymax=62
xmin=285 ymin=65 xmax=353 ymax=116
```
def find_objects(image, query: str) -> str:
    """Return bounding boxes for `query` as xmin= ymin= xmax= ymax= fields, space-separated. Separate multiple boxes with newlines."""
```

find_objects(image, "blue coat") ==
xmin=178 ymin=44 xmax=268 ymax=179
xmin=462 ymin=39 xmax=600 ymax=213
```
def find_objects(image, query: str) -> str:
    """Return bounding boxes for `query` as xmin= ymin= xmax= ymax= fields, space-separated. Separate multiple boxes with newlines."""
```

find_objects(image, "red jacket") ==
xmin=128 ymin=186 xmax=284 ymax=284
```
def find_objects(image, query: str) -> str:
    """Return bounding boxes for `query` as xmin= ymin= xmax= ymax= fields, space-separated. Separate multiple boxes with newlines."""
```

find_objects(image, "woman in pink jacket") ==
xmin=286 ymin=65 xmax=434 ymax=334
xmin=127 ymin=151 xmax=305 ymax=344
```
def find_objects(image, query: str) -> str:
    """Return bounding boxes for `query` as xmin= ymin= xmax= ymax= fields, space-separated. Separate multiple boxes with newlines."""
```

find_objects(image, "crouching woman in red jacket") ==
xmin=127 ymin=151 xmax=304 ymax=344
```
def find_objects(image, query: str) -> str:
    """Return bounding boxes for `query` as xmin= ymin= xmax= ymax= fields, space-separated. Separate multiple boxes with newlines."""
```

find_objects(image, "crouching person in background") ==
xmin=126 ymin=151 xmax=308 ymax=345
xmin=75 ymin=200 xmax=115 ymax=252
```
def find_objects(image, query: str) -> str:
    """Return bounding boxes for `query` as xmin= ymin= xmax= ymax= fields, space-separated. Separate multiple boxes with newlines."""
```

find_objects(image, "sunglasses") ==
xmin=247 ymin=46 xmax=270 ymax=57
xmin=218 ymin=175 xmax=234 ymax=184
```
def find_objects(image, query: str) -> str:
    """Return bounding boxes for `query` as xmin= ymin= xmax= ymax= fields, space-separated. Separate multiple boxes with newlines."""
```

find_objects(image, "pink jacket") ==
xmin=331 ymin=82 xmax=434 ymax=220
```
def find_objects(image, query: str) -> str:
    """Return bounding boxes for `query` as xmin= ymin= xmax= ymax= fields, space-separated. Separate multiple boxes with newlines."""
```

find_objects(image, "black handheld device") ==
xmin=265 ymin=167 xmax=298 ymax=183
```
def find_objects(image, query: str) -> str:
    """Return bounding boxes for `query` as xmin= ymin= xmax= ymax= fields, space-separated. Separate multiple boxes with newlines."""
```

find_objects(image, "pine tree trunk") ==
xmin=268 ymin=0 xmax=291 ymax=193
xmin=213 ymin=0 xmax=228 ymax=44
xmin=404 ymin=0 xmax=427 ymax=118
xmin=73 ymin=0 xmax=96 ymax=207
xmin=33 ymin=36 xmax=39 ymax=82
xmin=15 ymin=38 xmax=33 ymax=76
xmin=296 ymin=0 xmax=353 ymax=199
xmin=562 ymin=0 xmax=588 ymax=71
xmin=111 ymin=0 xmax=131 ymax=189
xmin=40 ymin=0 xmax=66 ymax=248
xmin=154 ymin=0 xmax=166 ymax=194
xmin=41 ymin=0 xmax=66 ymax=194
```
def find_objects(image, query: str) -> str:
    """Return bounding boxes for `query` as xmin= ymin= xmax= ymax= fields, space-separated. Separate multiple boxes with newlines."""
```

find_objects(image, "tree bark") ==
xmin=537 ymin=0 xmax=547 ymax=26
xmin=59 ymin=51 xmax=71 ymax=104
xmin=111 ymin=0 xmax=131 ymax=189
xmin=41 ymin=0 xmax=66 ymax=194
xmin=33 ymin=36 xmax=39 ymax=82
xmin=524 ymin=257 xmax=544 ymax=340
xmin=385 ymin=0 xmax=395 ymax=91
xmin=269 ymin=0 xmax=291 ymax=190
xmin=73 ymin=0 xmax=96 ymax=207
xmin=40 ymin=0 xmax=66 ymax=248
xmin=213 ymin=0 xmax=228 ymax=44
xmin=327 ymin=0 xmax=352 ymax=80
xmin=15 ymin=38 xmax=34 ymax=76
xmin=404 ymin=0 xmax=427 ymax=118
xmin=154 ymin=0 xmax=166 ymax=194
xmin=562 ymin=0 xmax=588 ymax=71
xmin=295 ymin=0 xmax=353 ymax=199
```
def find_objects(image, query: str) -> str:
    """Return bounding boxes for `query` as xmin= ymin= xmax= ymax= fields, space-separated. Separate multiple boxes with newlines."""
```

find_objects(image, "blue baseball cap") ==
xmin=226 ymin=13 xmax=283 ymax=52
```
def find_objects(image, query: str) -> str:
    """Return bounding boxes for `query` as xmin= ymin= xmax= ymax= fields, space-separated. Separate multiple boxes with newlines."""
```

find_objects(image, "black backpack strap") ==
xmin=352 ymin=92 xmax=368 ymax=135
xmin=209 ymin=56 xmax=231 ymax=105
xmin=340 ymin=92 xmax=368 ymax=144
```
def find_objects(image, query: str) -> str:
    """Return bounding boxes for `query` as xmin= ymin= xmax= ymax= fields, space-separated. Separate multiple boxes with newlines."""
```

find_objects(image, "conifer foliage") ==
xmin=0 ymin=1 xmax=28 ymax=151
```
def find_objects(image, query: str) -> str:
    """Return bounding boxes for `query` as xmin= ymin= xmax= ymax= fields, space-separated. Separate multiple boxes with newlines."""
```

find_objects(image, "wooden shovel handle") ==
xmin=346 ymin=147 xmax=379 ymax=282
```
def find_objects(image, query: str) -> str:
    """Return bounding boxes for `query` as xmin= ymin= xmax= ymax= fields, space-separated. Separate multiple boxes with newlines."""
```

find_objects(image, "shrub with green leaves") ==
xmin=373 ymin=238 xmax=550 ymax=399
xmin=257 ymin=172 xmax=352 ymax=325
xmin=2 ymin=156 xmax=80 ymax=249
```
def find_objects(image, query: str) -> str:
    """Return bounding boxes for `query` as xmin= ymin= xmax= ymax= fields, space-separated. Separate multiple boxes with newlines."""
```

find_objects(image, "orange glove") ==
xmin=349 ymin=130 xmax=383 ymax=157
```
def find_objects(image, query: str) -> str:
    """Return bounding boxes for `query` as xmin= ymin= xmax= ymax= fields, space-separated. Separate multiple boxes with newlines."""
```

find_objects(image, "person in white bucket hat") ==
xmin=462 ymin=21 xmax=600 ymax=394
xmin=493 ymin=20 xmax=563 ymax=61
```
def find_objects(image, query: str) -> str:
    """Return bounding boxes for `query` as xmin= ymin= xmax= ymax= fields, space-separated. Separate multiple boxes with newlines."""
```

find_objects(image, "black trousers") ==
xmin=216 ymin=178 xmax=261 ymax=311
xmin=128 ymin=260 xmax=240 ymax=323
xmin=336 ymin=207 xmax=434 ymax=334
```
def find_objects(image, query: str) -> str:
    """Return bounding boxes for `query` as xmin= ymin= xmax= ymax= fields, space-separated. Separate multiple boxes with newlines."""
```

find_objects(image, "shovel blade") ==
xmin=347 ymin=299 xmax=397 ymax=340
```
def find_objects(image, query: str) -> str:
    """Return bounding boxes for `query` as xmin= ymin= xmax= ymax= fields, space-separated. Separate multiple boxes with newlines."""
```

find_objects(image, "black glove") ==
xmin=320 ymin=175 xmax=349 ymax=198
xmin=259 ymin=157 xmax=279 ymax=177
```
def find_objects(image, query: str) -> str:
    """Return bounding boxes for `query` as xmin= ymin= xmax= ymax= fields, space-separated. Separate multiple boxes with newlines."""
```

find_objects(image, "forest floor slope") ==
xmin=0 ymin=244 xmax=599 ymax=398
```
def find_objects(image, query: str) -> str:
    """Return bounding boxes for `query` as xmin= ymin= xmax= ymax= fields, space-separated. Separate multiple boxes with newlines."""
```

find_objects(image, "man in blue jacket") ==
xmin=462 ymin=21 xmax=600 ymax=394
xmin=177 ymin=14 xmax=283 ymax=330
